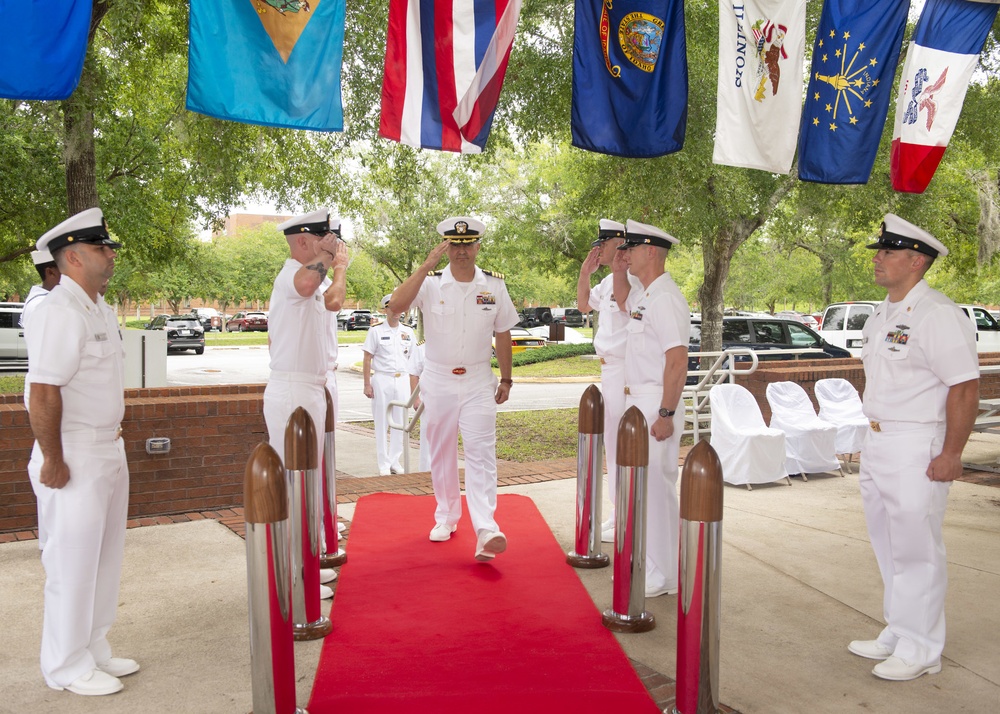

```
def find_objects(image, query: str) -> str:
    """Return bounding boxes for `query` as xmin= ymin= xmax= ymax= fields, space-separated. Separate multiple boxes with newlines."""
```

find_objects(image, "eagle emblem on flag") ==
xmin=750 ymin=19 xmax=788 ymax=102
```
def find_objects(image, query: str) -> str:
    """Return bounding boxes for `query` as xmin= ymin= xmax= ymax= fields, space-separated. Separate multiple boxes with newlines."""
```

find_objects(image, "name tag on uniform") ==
xmin=381 ymin=335 xmax=390 ymax=340
xmin=94 ymin=332 xmax=109 ymax=341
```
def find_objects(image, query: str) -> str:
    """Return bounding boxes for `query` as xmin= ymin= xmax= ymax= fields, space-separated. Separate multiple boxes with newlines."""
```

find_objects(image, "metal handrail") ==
xmin=387 ymin=385 xmax=423 ymax=474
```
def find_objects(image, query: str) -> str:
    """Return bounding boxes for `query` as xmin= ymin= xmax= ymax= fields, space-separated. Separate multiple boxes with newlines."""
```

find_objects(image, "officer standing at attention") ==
xmin=848 ymin=214 xmax=978 ymax=681
xmin=614 ymin=219 xmax=690 ymax=597
xmin=19 ymin=248 xmax=61 ymax=328
xmin=388 ymin=216 xmax=518 ymax=562
xmin=363 ymin=293 xmax=416 ymax=475
xmin=25 ymin=208 xmax=138 ymax=696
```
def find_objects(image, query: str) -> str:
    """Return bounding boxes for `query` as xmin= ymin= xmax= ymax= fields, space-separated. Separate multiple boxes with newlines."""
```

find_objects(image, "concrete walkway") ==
xmin=2 ymin=430 xmax=999 ymax=713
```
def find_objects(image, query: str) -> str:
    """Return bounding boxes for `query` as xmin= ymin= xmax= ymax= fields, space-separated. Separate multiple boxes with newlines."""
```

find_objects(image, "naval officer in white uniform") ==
xmin=407 ymin=340 xmax=432 ymax=472
xmin=25 ymin=208 xmax=138 ymax=696
xmin=614 ymin=220 xmax=690 ymax=597
xmin=848 ymin=214 xmax=978 ymax=681
xmin=19 ymin=248 xmax=61 ymax=329
xmin=388 ymin=216 xmax=518 ymax=562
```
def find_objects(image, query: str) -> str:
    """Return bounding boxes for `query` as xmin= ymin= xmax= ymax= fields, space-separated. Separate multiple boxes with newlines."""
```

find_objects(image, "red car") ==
xmin=226 ymin=311 xmax=268 ymax=332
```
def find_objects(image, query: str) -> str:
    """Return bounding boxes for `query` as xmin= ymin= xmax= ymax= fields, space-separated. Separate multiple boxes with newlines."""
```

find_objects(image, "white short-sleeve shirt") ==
xmin=590 ymin=272 xmax=642 ymax=360
xmin=861 ymin=279 xmax=978 ymax=423
xmin=321 ymin=276 xmax=339 ymax=370
xmin=407 ymin=342 xmax=425 ymax=378
xmin=623 ymin=272 xmax=691 ymax=390
xmin=268 ymin=258 xmax=327 ymax=377
xmin=363 ymin=321 xmax=416 ymax=373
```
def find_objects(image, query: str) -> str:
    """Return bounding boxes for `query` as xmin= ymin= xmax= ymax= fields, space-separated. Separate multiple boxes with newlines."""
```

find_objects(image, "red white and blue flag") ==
xmin=890 ymin=0 xmax=999 ymax=193
xmin=379 ymin=0 xmax=522 ymax=153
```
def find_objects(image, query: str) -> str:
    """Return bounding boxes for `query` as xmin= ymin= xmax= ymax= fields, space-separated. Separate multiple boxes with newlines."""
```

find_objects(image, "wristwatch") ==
xmin=658 ymin=407 xmax=676 ymax=418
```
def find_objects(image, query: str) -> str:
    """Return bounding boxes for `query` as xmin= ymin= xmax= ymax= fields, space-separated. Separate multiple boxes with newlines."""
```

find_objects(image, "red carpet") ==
xmin=307 ymin=493 xmax=660 ymax=713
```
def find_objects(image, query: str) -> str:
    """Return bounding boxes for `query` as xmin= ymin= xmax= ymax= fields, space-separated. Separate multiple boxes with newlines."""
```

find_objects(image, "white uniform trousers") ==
xmin=625 ymin=390 xmax=682 ymax=593
xmin=264 ymin=374 xmax=327 ymax=471
xmin=599 ymin=359 xmax=626 ymax=518
xmin=417 ymin=418 xmax=431 ymax=472
xmin=325 ymin=369 xmax=339 ymax=425
xmin=371 ymin=371 xmax=407 ymax=473
xmin=28 ymin=433 xmax=129 ymax=688
xmin=421 ymin=362 xmax=499 ymax=534
xmin=859 ymin=422 xmax=950 ymax=666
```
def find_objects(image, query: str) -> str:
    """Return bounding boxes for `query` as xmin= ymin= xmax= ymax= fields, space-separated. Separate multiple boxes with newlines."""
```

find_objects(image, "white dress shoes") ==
xmin=601 ymin=527 xmax=614 ymax=544
xmin=320 ymin=568 xmax=338 ymax=583
xmin=337 ymin=521 xmax=347 ymax=533
xmin=474 ymin=530 xmax=507 ymax=561
xmin=50 ymin=669 xmax=123 ymax=696
xmin=429 ymin=523 xmax=457 ymax=542
xmin=872 ymin=655 xmax=942 ymax=681
xmin=848 ymin=639 xmax=894 ymax=660
xmin=320 ymin=584 xmax=334 ymax=600
xmin=645 ymin=584 xmax=678 ymax=598
xmin=97 ymin=657 xmax=140 ymax=678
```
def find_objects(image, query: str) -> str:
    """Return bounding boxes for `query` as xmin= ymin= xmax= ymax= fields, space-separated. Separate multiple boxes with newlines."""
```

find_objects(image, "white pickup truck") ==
xmin=820 ymin=301 xmax=1000 ymax=356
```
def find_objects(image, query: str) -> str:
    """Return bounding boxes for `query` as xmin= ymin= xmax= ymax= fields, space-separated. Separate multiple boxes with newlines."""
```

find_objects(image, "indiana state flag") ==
xmin=890 ymin=0 xmax=998 ymax=194
xmin=379 ymin=0 xmax=523 ymax=153
xmin=571 ymin=0 xmax=688 ymax=157
xmin=797 ymin=0 xmax=909 ymax=184
xmin=0 ymin=0 xmax=91 ymax=100
xmin=186 ymin=0 xmax=346 ymax=132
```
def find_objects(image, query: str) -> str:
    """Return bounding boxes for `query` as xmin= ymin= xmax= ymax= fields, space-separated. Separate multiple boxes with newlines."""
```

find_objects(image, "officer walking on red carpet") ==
xmin=614 ymin=220 xmax=690 ymax=597
xmin=389 ymin=216 xmax=518 ymax=561
xmin=25 ymin=208 xmax=139 ymax=696
xmin=848 ymin=214 xmax=978 ymax=681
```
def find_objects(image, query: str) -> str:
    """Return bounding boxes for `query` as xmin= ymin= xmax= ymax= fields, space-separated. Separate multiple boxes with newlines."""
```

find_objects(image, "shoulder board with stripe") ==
xmin=427 ymin=270 xmax=443 ymax=277
xmin=418 ymin=339 xmax=425 ymax=346
xmin=482 ymin=269 xmax=505 ymax=280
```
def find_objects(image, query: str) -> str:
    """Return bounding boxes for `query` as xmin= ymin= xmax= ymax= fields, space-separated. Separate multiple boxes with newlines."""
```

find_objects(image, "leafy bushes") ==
xmin=492 ymin=342 xmax=596 ymax=368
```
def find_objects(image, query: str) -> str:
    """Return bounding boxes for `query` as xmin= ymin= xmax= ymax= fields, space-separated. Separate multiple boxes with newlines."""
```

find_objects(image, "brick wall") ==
xmin=0 ymin=385 xmax=266 ymax=534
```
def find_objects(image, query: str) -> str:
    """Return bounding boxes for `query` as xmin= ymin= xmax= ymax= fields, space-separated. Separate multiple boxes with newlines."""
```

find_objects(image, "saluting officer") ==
xmin=25 ymin=208 xmax=139 ymax=696
xmin=614 ymin=219 xmax=691 ymax=598
xmin=389 ymin=217 xmax=518 ymax=562
xmin=363 ymin=293 xmax=416 ymax=475
xmin=848 ymin=214 xmax=978 ymax=681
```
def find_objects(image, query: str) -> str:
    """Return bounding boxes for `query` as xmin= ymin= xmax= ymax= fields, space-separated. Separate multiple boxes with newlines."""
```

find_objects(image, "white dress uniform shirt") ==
xmin=363 ymin=321 xmax=416 ymax=474
xmin=623 ymin=271 xmax=691 ymax=594
xmin=24 ymin=275 xmax=129 ymax=688
xmin=412 ymin=265 xmax=519 ymax=533
xmin=407 ymin=342 xmax=431 ymax=471
xmin=19 ymin=283 xmax=51 ymax=328
xmin=858 ymin=279 xmax=978 ymax=667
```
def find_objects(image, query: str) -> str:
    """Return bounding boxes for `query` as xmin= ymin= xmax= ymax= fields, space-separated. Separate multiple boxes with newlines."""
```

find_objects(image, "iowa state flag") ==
xmin=379 ymin=0 xmax=523 ymax=153
xmin=797 ymin=0 xmax=909 ymax=184
xmin=186 ymin=0 xmax=346 ymax=132
xmin=571 ymin=0 xmax=688 ymax=157
xmin=890 ymin=0 xmax=999 ymax=194
xmin=0 ymin=0 xmax=91 ymax=100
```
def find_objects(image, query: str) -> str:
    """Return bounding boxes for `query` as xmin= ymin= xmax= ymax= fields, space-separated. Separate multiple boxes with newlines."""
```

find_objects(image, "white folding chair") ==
xmin=708 ymin=384 xmax=789 ymax=490
xmin=815 ymin=378 xmax=869 ymax=473
xmin=766 ymin=382 xmax=842 ymax=479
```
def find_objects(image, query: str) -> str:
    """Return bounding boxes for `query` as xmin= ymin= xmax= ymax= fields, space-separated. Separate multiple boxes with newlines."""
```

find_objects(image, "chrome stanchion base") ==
xmin=320 ymin=548 xmax=347 ymax=568
xmin=601 ymin=608 xmax=655 ymax=633
xmin=566 ymin=550 xmax=610 ymax=569
xmin=293 ymin=616 xmax=332 ymax=642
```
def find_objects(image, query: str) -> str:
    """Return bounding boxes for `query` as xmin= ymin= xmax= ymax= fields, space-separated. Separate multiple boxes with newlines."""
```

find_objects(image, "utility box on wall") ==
xmin=123 ymin=329 xmax=167 ymax=388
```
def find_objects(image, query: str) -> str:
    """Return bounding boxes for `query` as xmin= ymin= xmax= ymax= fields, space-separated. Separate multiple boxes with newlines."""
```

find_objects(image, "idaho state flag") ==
xmin=797 ymin=0 xmax=908 ymax=184
xmin=0 ymin=0 xmax=91 ymax=100
xmin=379 ymin=0 xmax=523 ymax=153
xmin=571 ymin=0 xmax=688 ymax=157
xmin=890 ymin=0 xmax=998 ymax=194
xmin=186 ymin=0 xmax=346 ymax=132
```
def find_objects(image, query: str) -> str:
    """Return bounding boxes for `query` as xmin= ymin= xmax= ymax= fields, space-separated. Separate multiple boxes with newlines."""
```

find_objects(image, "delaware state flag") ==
xmin=379 ymin=0 xmax=523 ymax=153
xmin=797 ymin=0 xmax=909 ymax=184
xmin=186 ymin=0 xmax=346 ymax=132
xmin=890 ymin=0 xmax=998 ymax=194
xmin=571 ymin=0 xmax=688 ymax=157
xmin=0 ymin=0 xmax=91 ymax=100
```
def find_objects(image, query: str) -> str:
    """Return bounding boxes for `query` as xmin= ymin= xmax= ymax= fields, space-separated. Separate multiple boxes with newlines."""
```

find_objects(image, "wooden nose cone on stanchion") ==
xmin=674 ymin=439 xmax=724 ymax=714
xmin=245 ymin=443 xmax=307 ymax=714
xmin=567 ymin=384 xmax=609 ymax=569
xmin=285 ymin=407 xmax=318 ymax=471
xmin=578 ymin=383 xmax=604 ymax=434
xmin=321 ymin=389 xmax=347 ymax=568
xmin=325 ymin=389 xmax=335 ymax=434
xmin=617 ymin=406 xmax=649 ymax=467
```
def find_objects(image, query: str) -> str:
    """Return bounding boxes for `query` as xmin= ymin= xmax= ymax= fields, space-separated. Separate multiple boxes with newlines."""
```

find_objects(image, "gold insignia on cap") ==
xmin=68 ymin=236 xmax=74 ymax=242
xmin=456 ymin=221 xmax=468 ymax=235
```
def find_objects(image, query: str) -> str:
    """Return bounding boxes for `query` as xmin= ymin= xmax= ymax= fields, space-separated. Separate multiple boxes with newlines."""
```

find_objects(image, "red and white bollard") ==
xmin=567 ymin=384 xmax=609 ymax=569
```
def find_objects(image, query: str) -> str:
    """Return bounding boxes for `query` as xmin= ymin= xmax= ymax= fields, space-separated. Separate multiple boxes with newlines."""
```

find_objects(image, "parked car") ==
xmin=551 ymin=307 xmax=585 ymax=327
xmin=340 ymin=309 xmax=372 ymax=331
xmin=145 ymin=314 xmax=205 ymax=354
xmin=226 ymin=311 xmax=268 ymax=332
xmin=774 ymin=310 xmax=820 ymax=330
xmin=192 ymin=307 xmax=223 ymax=332
xmin=0 ymin=302 xmax=27 ymax=368
xmin=517 ymin=307 xmax=553 ymax=328
xmin=493 ymin=327 xmax=547 ymax=356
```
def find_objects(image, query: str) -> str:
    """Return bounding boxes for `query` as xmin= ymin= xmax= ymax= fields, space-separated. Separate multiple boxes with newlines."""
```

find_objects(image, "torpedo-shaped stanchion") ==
xmin=567 ymin=384 xmax=609 ymax=569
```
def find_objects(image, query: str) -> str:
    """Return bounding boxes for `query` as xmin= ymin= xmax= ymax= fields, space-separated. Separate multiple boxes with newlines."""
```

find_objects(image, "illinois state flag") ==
xmin=571 ymin=0 xmax=688 ymax=157
xmin=186 ymin=0 xmax=346 ymax=132
xmin=797 ymin=0 xmax=909 ymax=184
xmin=713 ymin=0 xmax=807 ymax=174
xmin=890 ymin=0 xmax=998 ymax=193
xmin=379 ymin=0 xmax=523 ymax=153
xmin=0 ymin=0 xmax=91 ymax=100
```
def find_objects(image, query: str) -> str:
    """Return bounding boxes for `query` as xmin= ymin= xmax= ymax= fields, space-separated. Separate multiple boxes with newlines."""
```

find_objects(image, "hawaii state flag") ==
xmin=0 ymin=0 xmax=91 ymax=100
xmin=186 ymin=0 xmax=346 ymax=132
xmin=713 ymin=0 xmax=807 ymax=174
xmin=890 ymin=0 xmax=999 ymax=194
xmin=571 ymin=0 xmax=688 ymax=157
xmin=379 ymin=0 xmax=523 ymax=153
xmin=797 ymin=0 xmax=909 ymax=184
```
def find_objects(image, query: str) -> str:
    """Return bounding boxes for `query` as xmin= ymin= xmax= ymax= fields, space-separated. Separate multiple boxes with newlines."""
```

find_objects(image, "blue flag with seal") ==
xmin=0 ymin=0 xmax=91 ymax=100
xmin=797 ymin=0 xmax=909 ymax=184
xmin=186 ymin=0 xmax=346 ymax=132
xmin=571 ymin=0 xmax=687 ymax=157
